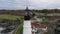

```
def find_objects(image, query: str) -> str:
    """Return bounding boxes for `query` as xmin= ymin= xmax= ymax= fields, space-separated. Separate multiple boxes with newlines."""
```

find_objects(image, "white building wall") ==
xmin=23 ymin=21 xmax=32 ymax=34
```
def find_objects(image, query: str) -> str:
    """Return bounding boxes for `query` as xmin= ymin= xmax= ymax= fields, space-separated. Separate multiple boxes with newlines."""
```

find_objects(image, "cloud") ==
xmin=29 ymin=0 xmax=60 ymax=9
xmin=0 ymin=0 xmax=26 ymax=10
xmin=0 ymin=0 xmax=60 ymax=10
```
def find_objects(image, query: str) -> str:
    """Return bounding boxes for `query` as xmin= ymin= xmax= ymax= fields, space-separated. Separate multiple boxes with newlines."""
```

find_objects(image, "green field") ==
xmin=0 ymin=14 xmax=22 ymax=20
xmin=0 ymin=14 xmax=23 ymax=34
xmin=16 ymin=24 xmax=23 ymax=34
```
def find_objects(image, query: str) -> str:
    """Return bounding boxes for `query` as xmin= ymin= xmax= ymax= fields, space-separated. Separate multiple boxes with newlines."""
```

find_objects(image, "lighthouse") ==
xmin=23 ymin=6 xmax=32 ymax=34
xmin=24 ymin=6 xmax=31 ymax=20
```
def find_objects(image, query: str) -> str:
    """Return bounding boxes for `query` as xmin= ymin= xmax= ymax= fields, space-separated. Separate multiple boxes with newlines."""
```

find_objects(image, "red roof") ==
xmin=32 ymin=32 xmax=34 ymax=34
xmin=31 ymin=22 xmax=39 ymax=27
xmin=41 ymin=24 xmax=47 ymax=28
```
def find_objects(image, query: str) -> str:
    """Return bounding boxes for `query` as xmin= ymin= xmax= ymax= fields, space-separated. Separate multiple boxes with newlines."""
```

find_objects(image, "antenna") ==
xmin=26 ymin=0 xmax=30 ymax=8
xmin=25 ymin=0 xmax=30 ymax=11
xmin=26 ymin=0 xmax=28 ymax=6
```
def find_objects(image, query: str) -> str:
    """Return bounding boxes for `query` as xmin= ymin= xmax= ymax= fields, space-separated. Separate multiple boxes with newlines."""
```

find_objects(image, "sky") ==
xmin=0 ymin=0 xmax=60 ymax=10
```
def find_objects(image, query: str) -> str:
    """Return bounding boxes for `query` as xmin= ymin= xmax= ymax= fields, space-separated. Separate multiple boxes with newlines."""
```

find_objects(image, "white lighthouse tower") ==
xmin=23 ymin=6 xmax=32 ymax=34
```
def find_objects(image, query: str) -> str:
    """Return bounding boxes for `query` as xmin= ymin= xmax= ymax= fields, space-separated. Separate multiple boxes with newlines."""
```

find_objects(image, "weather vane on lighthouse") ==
xmin=25 ymin=6 xmax=29 ymax=11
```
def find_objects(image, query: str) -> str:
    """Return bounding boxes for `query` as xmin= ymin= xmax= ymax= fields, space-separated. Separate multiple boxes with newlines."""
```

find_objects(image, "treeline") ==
xmin=0 ymin=10 xmax=24 ymax=16
xmin=0 ymin=9 xmax=60 ymax=16
xmin=33 ymin=9 xmax=60 ymax=13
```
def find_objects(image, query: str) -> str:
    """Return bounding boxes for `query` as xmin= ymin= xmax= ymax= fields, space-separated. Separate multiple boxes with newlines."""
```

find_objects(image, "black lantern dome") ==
xmin=24 ymin=6 xmax=31 ymax=20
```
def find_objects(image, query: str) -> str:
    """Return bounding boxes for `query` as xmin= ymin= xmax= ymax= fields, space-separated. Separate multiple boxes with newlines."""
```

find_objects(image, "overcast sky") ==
xmin=0 ymin=0 xmax=60 ymax=10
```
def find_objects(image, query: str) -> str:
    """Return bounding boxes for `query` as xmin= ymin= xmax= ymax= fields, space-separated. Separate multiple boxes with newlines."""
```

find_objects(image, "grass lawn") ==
xmin=0 ymin=14 xmax=23 ymax=34
xmin=16 ymin=23 xmax=23 ymax=34
xmin=0 ymin=14 xmax=22 ymax=20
